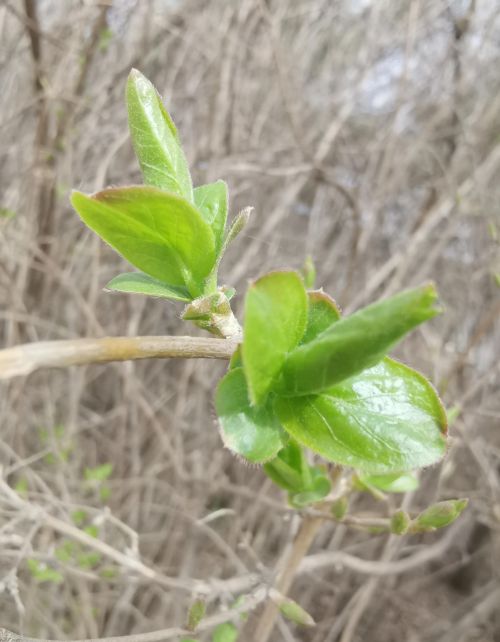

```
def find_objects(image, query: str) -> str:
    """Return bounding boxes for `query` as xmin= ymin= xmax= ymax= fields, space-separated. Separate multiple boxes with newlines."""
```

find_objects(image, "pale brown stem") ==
xmin=253 ymin=516 xmax=324 ymax=642
xmin=0 ymin=336 xmax=239 ymax=380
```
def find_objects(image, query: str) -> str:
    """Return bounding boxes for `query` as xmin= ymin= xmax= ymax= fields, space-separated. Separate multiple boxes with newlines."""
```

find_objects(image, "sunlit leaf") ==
xmin=277 ymin=284 xmax=440 ymax=396
xmin=105 ymin=272 xmax=191 ymax=302
xmin=275 ymin=358 xmax=447 ymax=473
xmin=126 ymin=69 xmax=193 ymax=199
xmin=194 ymin=180 xmax=228 ymax=254
xmin=71 ymin=186 xmax=216 ymax=297
xmin=242 ymin=271 xmax=308 ymax=405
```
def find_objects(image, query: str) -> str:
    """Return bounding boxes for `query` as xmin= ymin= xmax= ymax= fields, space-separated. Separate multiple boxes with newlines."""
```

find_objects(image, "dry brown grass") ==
xmin=1 ymin=1 xmax=499 ymax=640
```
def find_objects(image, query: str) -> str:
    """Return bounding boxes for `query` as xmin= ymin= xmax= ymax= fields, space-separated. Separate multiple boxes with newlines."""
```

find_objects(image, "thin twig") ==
xmin=0 ymin=586 xmax=267 ymax=642
xmin=252 ymin=516 xmax=324 ymax=642
xmin=0 ymin=336 xmax=238 ymax=380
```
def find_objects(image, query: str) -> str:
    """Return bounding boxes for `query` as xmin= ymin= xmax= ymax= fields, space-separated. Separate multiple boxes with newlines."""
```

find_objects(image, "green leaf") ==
xmin=0 ymin=207 xmax=16 ymax=219
xmin=390 ymin=510 xmax=411 ymax=535
xmin=126 ymin=69 xmax=193 ymax=199
xmin=301 ymin=290 xmax=341 ymax=344
xmin=215 ymin=368 xmax=284 ymax=463
xmin=277 ymin=284 xmax=440 ymax=396
xmin=290 ymin=473 xmax=330 ymax=507
xmin=275 ymin=358 xmax=447 ymax=473
xmin=105 ymin=272 xmax=191 ymax=302
xmin=194 ymin=180 xmax=228 ymax=254
xmin=84 ymin=463 xmax=113 ymax=482
xmin=27 ymin=559 xmax=63 ymax=584
xmin=187 ymin=599 xmax=206 ymax=631
xmin=242 ymin=271 xmax=308 ymax=405
xmin=273 ymin=596 xmax=315 ymax=627
xmin=358 ymin=471 xmax=419 ymax=493
xmin=264 ymin=440 xmax=306 ymax=492
xmin=212 ymin=623 xmax=238 ymax=642
xmin=411 ymin=499 xmax=468 ymax=532
xmin=71 ymin=186 xmax=216 ymax=297
xmin=223 ymin=207 xmax=252 ymax=249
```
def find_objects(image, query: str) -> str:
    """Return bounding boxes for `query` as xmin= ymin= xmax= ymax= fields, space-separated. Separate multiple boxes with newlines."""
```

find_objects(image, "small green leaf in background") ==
xmin=181 ymin=639 xmax=199 ymax=642
xmin=0 ymin=207 xmax=16 ymax=219
xmin=277 ymin=283 xmax=440 ymax=396
xmin=390 ymin=510 xmax=411 ymax=535
xmin=194 ymin=180 xmax=228 ymax=255
xmin=274 ymin=596 xmax=315 ymax=627
xmin=212 ymin=622 xmax=238 ymax=642
xmin=187 ymin=599 xmax=206 ymax=631
xmin=358 ymin=471 xmax=420 ymax=494
xmin=411 ymin=499 xmax=468 ymax=532
xmin=242 ymin=271 xmax=308 ymax=405
xmin=275 ymin=358 xmax=447 ymax=473
xmin=126 ymin=69 xmax=193 ymax=199
xmin=27 ymin=559 xmax=63 ymax=584
xmin=71 ymin=186 xmax=216 ymax=298
xmin=215 ymin=368 xmax=284 ymax=463
xmin=105 ymin=272 xmax=191 ymax=302
xmin=84 ymin=463 xmax=113 ymax=482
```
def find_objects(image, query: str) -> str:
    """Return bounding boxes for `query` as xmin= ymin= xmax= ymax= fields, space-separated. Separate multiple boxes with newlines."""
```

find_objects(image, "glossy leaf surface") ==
xmin=71 ymin=186 xmax=216 ymax=297
xmin=126 ymin=69 xmax=193 ymax=199
xmin=105 ymin=272 xmax=191 ymax=301
xmin=194 ymin=180 xmax=228 ymax=254
xmin=278 ymin=284 xmax=440 ymax=396
xmin=275 ymin=358 xmax=447 ymax=473
xmin=242 ymin=271 xmax=307 ymax=405
xmin=215 ymin=368 xmax=284 ymax=463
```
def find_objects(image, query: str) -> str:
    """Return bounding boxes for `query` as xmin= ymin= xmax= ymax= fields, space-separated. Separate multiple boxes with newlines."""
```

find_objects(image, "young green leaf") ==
xmin=277 ymin=284 xmax=440 ymax=396
xmin=263 ymin=440 xmax=307 ymax=492
xmin=194 ymin=180 xmax=228 ymax=254
xmin=222 ymin=207 xmax=252 ymax=249
xmin=105 ymin=272 xmax=191 ymax=302
xmin=84 ymin=463 xmax=113 ymax=482
xmin=215 ymin=368 xmax=285 ymax=463
xmin=290 ymin=473 xmax=331 ymax=507
xmin=212 ymin=622 xmax=238 ymax=642
xmin=71 ymin=186 xmax=216 ymax=297
xmin=187 ymin=599 xmax=206 ymax=631
xmin=275 ymin=358 xmax=447 ymax=473
xmin=242 ymin=271 xmax=308 ymax=405
xmin=358 ymin=471 xmax=419 ymax=493
xmin=301 ymin=290 xmax=341 ymax=344
xmin=126 ymin=69 xmax=193 ymax=199
xmin=271 ymin=594 xmax=315 ymax=627
xmin=391 ymin=510 xmax=411 ymax=535
xmin=411 ymin=498 xmax=468 ymax=532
